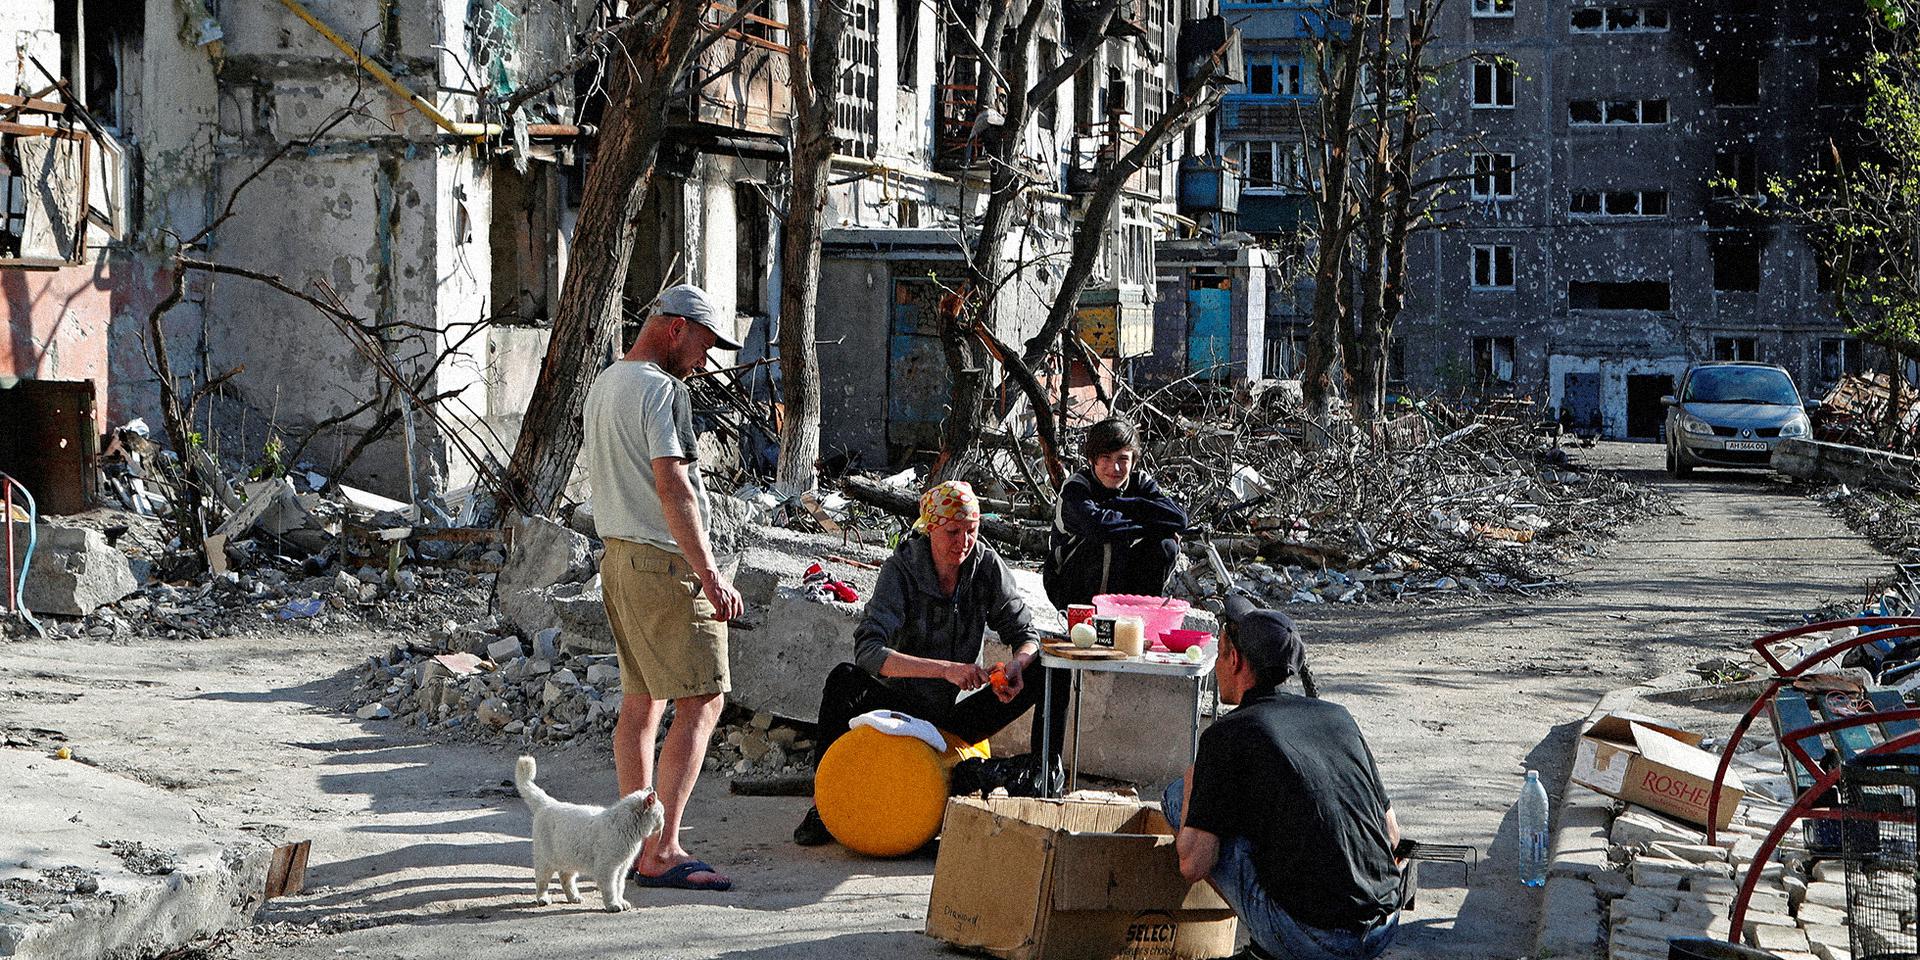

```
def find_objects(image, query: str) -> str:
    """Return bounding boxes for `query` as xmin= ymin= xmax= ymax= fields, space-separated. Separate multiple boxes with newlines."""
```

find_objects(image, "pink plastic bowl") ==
xmin=1160 ymin=629 xmax=1213 ymax=652
xmin=1092 ymin=594 xmax=1191 ymax=644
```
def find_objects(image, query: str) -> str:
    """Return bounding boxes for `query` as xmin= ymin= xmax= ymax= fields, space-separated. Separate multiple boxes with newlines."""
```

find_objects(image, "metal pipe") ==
xmin=4 ymin=481 xmax=13 ymax=611
xmin=274 ymin=0 xmax=465 ymax=136
xmin=0 ymin=473 xmax=46 ymax=638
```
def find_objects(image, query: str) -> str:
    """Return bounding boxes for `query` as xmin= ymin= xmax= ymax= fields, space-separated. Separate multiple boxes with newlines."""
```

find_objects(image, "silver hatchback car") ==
xmin=1663 ymin=362 xmax=1812 ymax=476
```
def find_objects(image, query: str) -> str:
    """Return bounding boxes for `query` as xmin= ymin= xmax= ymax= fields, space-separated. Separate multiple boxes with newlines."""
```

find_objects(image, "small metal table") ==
xmin=1036 ymin=644 xmax=1218 ymax=798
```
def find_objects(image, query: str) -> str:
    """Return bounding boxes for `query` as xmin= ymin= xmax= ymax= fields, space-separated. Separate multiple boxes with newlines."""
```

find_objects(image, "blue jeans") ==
xmin=1163 ymin=780 xmax=1398 ymax=960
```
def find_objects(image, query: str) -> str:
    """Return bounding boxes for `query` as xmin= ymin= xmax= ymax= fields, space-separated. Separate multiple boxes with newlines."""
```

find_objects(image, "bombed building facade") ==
xmin=1224 ymin=0 xmax=1888 ymax=438
xmin=3 ymin=0 xmax=1234 ymax=506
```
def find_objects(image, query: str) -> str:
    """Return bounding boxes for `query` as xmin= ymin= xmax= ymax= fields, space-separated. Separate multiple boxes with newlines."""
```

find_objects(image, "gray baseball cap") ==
xmin=655 ymin=283 xmax=742 ymax=350
xmin=1223 ymin=594 xmax=1306 ymax=685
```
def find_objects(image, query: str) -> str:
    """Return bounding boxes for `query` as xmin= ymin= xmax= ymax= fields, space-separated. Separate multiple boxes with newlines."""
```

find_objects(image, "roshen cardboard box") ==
xmin=1571 ymin=712 xmax=1746 ymax=830
xmin=926 ymin=796 xmax=1238 ymax=960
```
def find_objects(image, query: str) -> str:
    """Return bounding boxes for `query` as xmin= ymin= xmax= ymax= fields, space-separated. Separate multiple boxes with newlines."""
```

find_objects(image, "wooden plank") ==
xmin=0 ymin=120 xmax=84 ymax=139
xmin=0 ymin=93 xmax=66 ymax=114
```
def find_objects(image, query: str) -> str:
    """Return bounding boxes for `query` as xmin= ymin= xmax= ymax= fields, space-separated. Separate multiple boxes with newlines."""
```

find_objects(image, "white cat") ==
xmin=514 ymin=755 xmax=664 ymax=912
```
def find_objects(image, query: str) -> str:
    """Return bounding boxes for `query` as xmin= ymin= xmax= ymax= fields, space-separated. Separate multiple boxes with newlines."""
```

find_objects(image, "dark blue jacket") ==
xmin=1042 ymin=467 xmax=1187 ymax=608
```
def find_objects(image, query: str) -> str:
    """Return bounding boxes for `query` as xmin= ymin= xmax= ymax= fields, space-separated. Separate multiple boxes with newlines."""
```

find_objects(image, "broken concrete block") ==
xmin=356 ymin=703 xmax=392 ymax=720
xmin=585 ymin=662 xmax=621 ymax=687
xmin=487 ymin=637 xmax=523 ymax=662
xmin=1536 ymin=876 xmax=1602 ymax=957
xmin=1803 ymin=881 xmax=1848 ymax=910
xmin=725 ymin=585 xmax=864 ymax=722
xmin=502 ymin=515 xmax=594 ymax=590
xmin=551 ymin=588 xmax=614 ymax=655
xmin=15 ymin=524 xmax=138 ymax=617
xmin=1745 ymin=921 xmax=1809 ymax=954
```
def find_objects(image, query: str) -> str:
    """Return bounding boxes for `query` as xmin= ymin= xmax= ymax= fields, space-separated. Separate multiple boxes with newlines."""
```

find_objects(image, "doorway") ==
xmin=1625 ymin=374 xmax=1673 ymax=440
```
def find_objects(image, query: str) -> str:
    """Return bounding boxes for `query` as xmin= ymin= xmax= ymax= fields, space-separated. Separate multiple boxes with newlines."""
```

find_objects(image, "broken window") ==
xmin=897 ymin=0 xmax=920 ymax=89
xmin=1246 ymin=142 xmax=1275 ymax=186
xmin=1471 ymin=153 xmax=1517 ymax=200
xmin=1037 ymin=39 xmax=1059 ymax=131
xmin=1570 ymin=6 xmax=1668 ymax=32
xmin=1714 ymin=58 xmax=1760 ymax=107
xmin=1712 ymin=336 xmax=1758 ymax=361
xmin=1818 ymin=56 xmax=1863 ymax=106
xmin=1471 ymin=244 xmax=1515 ymax=288
xmin=1715 ymin=146 xmax=1758 ymax=197
xmin=489 ymin=160 xmax=563 ymax=325
xmin=1473 ymin=0 xmax=1515 ymax=17
xmin=1571 ymin=189 xmax=1665 ymax=217
xmin=1568 ymin=98 xmax=1667 ymax=125
xmin=1711 ymin=238 xmax=1762 ymax=292
xmin=1473 ymin=336 xmax=1517 ymax=389
xmin=1388 ymin=337 xmax=1407 ymax=388
xmin=1472 ymin=58 xmax=1515 ymax=109
xmin=1568 ymin=280 xmax=1670 ymax=310
xmin=1819 ymin=337 xmax=1865 ymax=384
xmin=735 ymin=181 xmax=772 ymax=317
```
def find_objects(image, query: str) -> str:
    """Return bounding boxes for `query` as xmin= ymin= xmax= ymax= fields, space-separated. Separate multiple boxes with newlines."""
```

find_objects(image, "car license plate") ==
xmin=1725 ymin=440 xmax=1769 ymax=451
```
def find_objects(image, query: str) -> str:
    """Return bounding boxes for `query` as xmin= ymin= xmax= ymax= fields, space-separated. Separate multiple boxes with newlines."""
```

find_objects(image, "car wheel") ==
xmin=1668 ymin=442 xmax=1693 ymax=478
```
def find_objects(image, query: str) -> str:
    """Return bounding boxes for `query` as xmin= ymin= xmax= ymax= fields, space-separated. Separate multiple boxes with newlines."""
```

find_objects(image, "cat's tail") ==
xmin=514 ymin=755 xmax=553 ymax=811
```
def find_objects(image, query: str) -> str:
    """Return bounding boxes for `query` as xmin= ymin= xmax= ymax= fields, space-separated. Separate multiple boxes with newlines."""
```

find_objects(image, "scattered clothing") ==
xmin=848 ymin=709 xmax=949 ymax=753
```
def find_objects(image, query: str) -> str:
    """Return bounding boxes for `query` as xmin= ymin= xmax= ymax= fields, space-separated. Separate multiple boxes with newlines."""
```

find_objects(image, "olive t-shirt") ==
xmin=581 ymin=360 xmax=709 ymax=554
xmin=1184 ymin=688 xmax=1401 ymax=931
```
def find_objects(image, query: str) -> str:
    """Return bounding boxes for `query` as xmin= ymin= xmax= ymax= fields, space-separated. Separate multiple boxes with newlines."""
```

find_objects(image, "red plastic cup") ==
xmin=1066 ymin=605 xmax=1096 ymax=629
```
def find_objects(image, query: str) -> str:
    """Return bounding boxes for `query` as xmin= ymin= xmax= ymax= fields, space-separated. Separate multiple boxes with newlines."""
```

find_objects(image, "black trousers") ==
xmin=810 ymin=662 xmax=1071 ymax=766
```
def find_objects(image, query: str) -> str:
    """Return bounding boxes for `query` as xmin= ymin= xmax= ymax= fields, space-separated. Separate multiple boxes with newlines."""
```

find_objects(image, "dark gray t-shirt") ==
xmin=1185 ymin=689 xmax=1401 ymax=931
xmin=582 ymin=360 xmax=709 ymax=554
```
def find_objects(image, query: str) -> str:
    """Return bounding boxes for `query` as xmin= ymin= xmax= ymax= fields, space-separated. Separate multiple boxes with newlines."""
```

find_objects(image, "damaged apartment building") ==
xmin=4 ymin=0 xmax=1234 ymax=507
xmin=1225 ymin=0 xmax=1889 ymax=439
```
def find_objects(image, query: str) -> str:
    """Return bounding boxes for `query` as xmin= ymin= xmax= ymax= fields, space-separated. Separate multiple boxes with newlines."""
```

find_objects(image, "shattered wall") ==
xmin=1389 ymin=1 xmax=1868 ymax=436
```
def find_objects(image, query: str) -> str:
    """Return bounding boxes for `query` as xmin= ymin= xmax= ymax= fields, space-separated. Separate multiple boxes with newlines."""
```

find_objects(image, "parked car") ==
xmin=1663 ymin=362 xmax=1813 ymax=477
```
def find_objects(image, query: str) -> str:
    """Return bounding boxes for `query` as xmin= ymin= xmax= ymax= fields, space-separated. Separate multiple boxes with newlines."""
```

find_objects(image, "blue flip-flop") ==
xmin=630 ymin=860 xmax=733 ymax=891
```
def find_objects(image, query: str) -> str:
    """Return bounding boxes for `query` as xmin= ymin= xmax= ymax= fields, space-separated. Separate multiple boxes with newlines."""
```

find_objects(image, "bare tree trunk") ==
xmin=492 ymin=2 xmax=708 ymax=519
xmin=1003 ymin=56 xmax=1225 ymax=481
xmin=1303 ymin=2 xmax=1368 ymax=421
xmin=935 ymin=0 xmax=1123 ymax=480
xmin=775 ymin=0 xmax=849 ymax=492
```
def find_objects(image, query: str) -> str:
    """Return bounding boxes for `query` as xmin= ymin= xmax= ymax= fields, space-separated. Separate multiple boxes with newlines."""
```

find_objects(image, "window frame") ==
xmin=1569 ymin=6 xmax=1669 ymax=33
xmin=1472 ymin=0 xmax=1515 ymax=18
xmin=1711 ymin=336 xmax=1759 ymax=362
xmin=1569 ymin=189 xmax=1668 ymax=218
xmin=1471 ymin=243 xmax=1517 ymax=289
xmin=1567 ymin=98 xmax=1669 ymax=126
xmin=1472 ymin=58 xmax=1516 ymax=109
xmin=1470 ymin=152 xmax=1517 ymax=200
xmin=1231 ymin=50 xmax=1313 ymax=102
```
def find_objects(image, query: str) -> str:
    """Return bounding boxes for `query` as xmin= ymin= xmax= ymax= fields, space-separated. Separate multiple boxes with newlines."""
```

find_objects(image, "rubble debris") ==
xmin=1815 ymin=371 xmax=1918 ymax=454
xmin=9 ymin=523 xmax=138 ymax=617
xmin=1815 ymin=483 xmax=1920 ymax=559
xmin=348 ymin=623 xmax=814 ymax=780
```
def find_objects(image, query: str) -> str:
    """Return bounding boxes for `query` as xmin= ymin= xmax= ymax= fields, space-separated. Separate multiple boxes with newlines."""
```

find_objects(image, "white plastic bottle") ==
xmin=1517 ymin=770 xmax=1550 ymax=887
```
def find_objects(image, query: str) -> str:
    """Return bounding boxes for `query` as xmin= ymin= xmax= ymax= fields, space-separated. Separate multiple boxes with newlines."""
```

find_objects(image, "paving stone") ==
xmin=1796 ymin=902 xmax=1847 ymax=927
xmin=1591 ymin=869 xmax=1632 ymax=898
xmin=1742 ymin=910 xmax=1798 ymax=930
xmin=1613 ymin=808 xmax=1707 ymax=847
xmin=1804 ymin=882 xmax=1848 ymax=909
xmin=1648 ymin=841 xmax=1732 ymax=864
xmin=1609 ymin=932 xmax=1668 ymax=960
xmin=1746 ymin=921 xmax=1811 ymax=953
xmin=1551 ymin=843 xmax=1613 ymax=880
xmin=1634 ymin=858 xmax=1733 ymax=885
xmin=1614 ymin=916 xmax=1721 ymax=944
xmin=1539 ymin=877 xmax=1603 ymax=957
xmin=1812 ymin=861 xmax=1846 ymax=883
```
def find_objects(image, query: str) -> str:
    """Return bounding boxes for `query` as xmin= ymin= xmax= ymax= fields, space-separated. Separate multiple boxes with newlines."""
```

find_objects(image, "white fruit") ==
xmin=1070 ymin=622 xmax=1098 ymax=648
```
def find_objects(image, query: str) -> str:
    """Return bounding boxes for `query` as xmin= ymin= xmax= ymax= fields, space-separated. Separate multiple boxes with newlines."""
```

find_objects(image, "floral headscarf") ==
xmin=915 ymin=480 xmax=981 ymax=533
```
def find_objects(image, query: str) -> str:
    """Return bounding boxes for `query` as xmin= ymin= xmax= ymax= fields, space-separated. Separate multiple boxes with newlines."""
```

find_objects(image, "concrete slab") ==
xmin=0 ymin=749 xmax=270 ymax=959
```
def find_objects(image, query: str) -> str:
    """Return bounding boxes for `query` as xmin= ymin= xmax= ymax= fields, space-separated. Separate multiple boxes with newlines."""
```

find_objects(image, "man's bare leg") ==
xmin=634 ymin=691 xmax=728 ymax=885
xmin=614 ymin=694 xmax=669 ymax=803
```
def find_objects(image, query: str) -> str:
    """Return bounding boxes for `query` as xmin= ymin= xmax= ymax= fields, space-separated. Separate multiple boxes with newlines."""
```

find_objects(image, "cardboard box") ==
xmin=926 ymin=797 xmax=1238 ymax=960
xmin=1571 ymin=712 xmax=1746 ymax=830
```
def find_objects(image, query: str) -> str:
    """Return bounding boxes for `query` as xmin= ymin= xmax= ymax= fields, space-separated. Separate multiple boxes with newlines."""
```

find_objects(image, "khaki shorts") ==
xmin=601 ymin=538 xmax=730 ymax=702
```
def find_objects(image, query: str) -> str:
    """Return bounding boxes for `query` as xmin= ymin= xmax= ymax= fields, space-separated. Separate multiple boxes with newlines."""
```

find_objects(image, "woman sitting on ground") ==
xmin=793 ymin=480 xmax=1069 ymax=847
xmin=1043 ymin=418 xmax=1189 ymax=610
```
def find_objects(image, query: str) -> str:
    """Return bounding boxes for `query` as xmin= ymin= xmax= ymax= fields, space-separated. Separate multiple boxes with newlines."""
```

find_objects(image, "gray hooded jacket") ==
xmin=853 ymin=535 xmax=1042 ymax=708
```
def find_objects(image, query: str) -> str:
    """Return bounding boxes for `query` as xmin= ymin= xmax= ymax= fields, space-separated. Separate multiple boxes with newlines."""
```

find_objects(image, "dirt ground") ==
xmin=0 ymin=441 xmax=1893 ymax=959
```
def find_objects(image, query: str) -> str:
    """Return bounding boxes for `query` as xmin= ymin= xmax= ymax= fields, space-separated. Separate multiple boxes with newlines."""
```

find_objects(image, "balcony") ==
xmin=683 ymin=4 xmax=793 ymax=138
xmin=1066 ymin=119 xmax=1158 ymax=200
xmin=1178 ymin=155 xmax=1241 ymax=215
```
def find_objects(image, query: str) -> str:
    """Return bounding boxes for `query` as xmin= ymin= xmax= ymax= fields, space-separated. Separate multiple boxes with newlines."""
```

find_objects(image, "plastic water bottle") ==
xmin=1517 ymin=770 xmax=1550 ymax=887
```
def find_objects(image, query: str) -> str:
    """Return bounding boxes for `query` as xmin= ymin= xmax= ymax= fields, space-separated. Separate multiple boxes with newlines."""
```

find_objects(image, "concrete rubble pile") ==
xmin=1814 ymin=372 xmax=1919 ymax=456
xmin=1816 ymin=483 xmax=1920 ymax=560
xmin=349 ymin=620 xmax=813 ymax=780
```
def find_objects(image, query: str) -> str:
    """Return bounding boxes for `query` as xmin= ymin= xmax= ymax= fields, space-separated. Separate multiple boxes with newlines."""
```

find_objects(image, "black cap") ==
xmin=1222 ymin=594 xmax=1306 ymax=686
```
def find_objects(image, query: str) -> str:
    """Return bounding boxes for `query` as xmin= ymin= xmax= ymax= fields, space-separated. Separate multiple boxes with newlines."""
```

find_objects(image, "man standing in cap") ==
xmin=1168 ymin=597 xmax=1404 ymax=960
xmin=583 ymin=282 xmax=744 ymax=891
